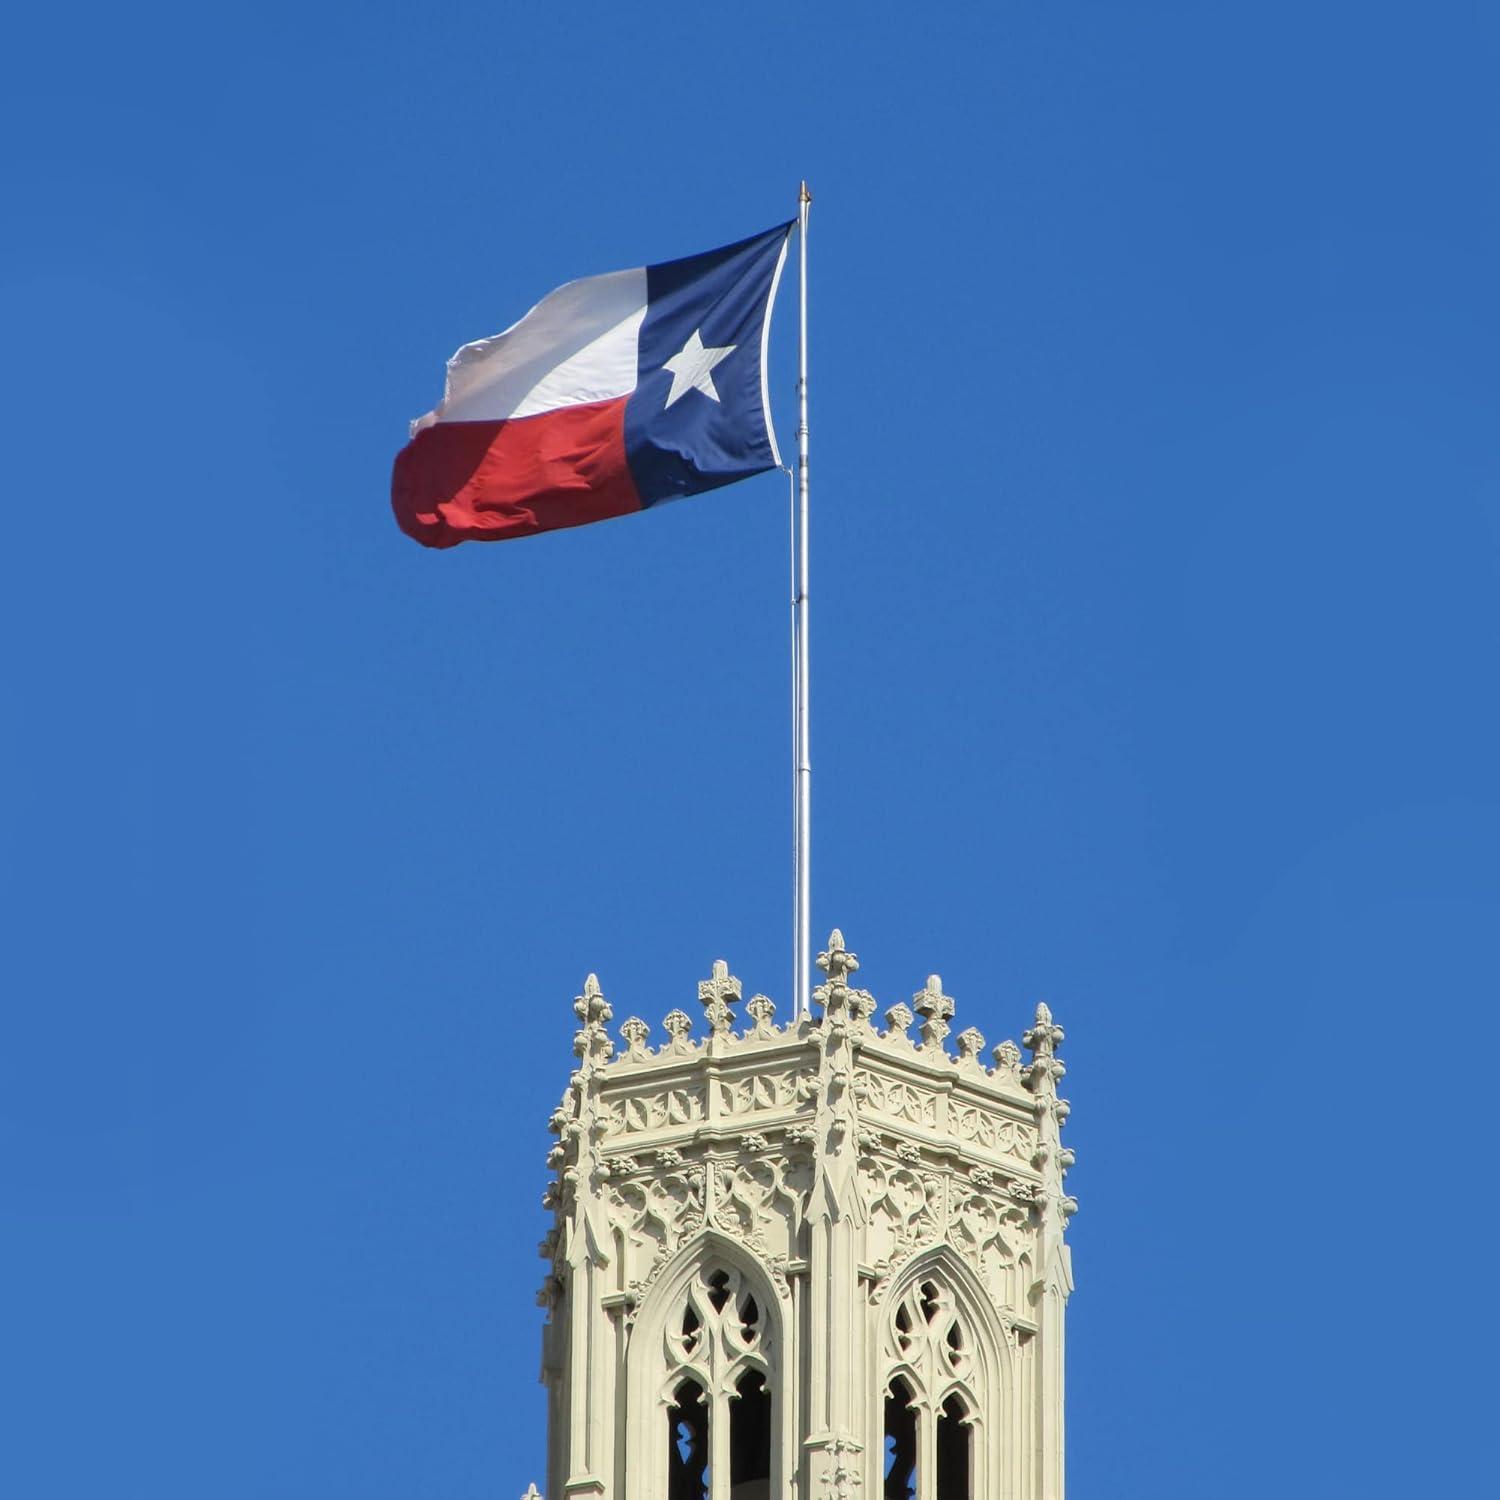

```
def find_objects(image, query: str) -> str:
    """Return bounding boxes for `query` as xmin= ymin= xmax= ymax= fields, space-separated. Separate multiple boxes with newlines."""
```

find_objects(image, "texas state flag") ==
xmin=392 ymin=223 xmax=794 ymax=547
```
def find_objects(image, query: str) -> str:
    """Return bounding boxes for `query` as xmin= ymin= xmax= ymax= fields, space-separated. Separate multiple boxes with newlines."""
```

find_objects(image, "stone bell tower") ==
xmin=534 ymin=930 xmax=1077 ymax=1500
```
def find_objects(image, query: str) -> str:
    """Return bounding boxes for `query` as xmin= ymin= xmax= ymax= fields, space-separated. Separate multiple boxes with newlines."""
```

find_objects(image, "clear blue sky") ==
xmin=3 ymin=3 xmax=1496 ymax=1495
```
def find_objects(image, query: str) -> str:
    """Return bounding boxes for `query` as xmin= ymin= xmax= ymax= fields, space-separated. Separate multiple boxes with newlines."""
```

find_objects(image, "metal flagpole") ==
xmin=789 ymin=460 xmax=800 ymax=1020
xmin=794 ymin=181 xmax=812 ymax=1017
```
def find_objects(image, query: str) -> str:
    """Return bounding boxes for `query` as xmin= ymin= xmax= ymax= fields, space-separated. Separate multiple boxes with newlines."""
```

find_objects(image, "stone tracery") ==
xmin=533 ymin=934 xmax=1076 ymax=1500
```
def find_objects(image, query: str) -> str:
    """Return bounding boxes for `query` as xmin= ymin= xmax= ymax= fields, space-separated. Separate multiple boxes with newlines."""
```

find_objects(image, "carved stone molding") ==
xmin=602 ymin=1084 xmax=705 ymax=1136
xmin=948 ymin=1101 xmax=1035 ymax=1162
xmin=715 ymin=1067 xmax=804 ymax=1117
xmin=857 ymin=1070 xmax=938 ymax=1129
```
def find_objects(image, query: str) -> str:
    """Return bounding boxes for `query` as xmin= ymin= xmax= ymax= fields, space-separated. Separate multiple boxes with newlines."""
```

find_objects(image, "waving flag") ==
xmin=393 ymin=223 xmax=793 ymax=547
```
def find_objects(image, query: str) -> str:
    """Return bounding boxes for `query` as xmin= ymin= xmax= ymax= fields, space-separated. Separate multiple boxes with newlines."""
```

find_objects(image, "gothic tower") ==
xmin=534 ymin=930 xmax=1077 ymax=1500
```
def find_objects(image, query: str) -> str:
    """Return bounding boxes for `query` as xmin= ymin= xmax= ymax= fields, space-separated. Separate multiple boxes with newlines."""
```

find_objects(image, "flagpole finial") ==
xmin=800 ymin=180 xmax=812 ymax=205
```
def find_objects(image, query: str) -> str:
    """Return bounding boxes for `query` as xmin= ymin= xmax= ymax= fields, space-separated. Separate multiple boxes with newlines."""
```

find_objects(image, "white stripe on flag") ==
xmin=414 ymin=266 xmax=647 ymax=432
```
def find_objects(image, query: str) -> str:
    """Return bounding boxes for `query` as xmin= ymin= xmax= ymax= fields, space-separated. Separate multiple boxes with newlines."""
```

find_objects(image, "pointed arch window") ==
xmin=662 ymin=1265 xmax=773 ymax=1500
xmin=883 ymin=1278 xmax=985 ymax=1500
xmin=884 ymin=1376 xmax=918 ymax=1499
xmin=668 ymin=1378 xmax=709 ymax=1500
xmin=935 ymin=1394 xmax=972 ymax=1499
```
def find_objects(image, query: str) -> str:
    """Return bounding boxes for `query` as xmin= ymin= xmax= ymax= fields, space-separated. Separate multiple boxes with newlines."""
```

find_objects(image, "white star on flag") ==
xmin=661 ymin=328 xmax=736 ymax=408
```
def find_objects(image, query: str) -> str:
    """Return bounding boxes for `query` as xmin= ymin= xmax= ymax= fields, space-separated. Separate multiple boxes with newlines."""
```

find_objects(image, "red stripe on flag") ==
xmin=391 ymin=397 xmax=642 ymax=548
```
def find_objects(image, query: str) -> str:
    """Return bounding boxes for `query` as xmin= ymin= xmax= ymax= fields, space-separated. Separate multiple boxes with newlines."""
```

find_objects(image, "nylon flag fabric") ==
xmin=392 ymin=223 xmax=794 ymax=547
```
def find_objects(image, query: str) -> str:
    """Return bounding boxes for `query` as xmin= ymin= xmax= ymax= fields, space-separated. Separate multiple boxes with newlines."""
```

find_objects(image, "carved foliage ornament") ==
xmin=948 ymin=1189 xmax=1030 ymax=1309
xmin=605 ymin=1163 xmax=706 ymax=1293
xmin=709 ymin=1154 xmax=812 ymax=1255
xmin=860 ymin=1156 xmax=942 ymax=1267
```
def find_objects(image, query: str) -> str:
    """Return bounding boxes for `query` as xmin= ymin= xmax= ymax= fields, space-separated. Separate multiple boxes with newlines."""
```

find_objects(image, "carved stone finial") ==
xmin=572 ymin=973 xmax=614 ymax=1065
xmin=816 ymin=928 xmax=860 ymax=984
xmin=573 ymin=972 xmax=609 ymax=1024
xmin=814 ymin=928 xmax=860 ymax=1017
xmin=912 ymin=974 xmax=955 ymax=1051
xmin=521 ymin=1486 xmax=543 ymax=1500
xmin=956 ymin=1026 xmax=987 ymax=1066
xmin=1022 ymin=1001 xmax=1066 ymax=1093
xmin=1024 ymin=1001 xmax=1064 ymax=1056
xmin=992 ymin=1038 xmax=1023 ymax=1077
xmin=884 ymin=1001 xmax=914 ymax=1040
xmin=698 ymin=958 xmax=742 ymax=1037
xmin=619 ymin=1016 xmax=651 ymax=1060
xmin=661 ymin=1007 xmax=696 ymax=1056
xmin=745 ymin=993 xmax=777 ymax=1039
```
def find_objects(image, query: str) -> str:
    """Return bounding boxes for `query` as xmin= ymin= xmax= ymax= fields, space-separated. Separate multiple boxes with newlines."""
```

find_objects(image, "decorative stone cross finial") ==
xmin=912 ymin=974 xmax=955 ymax=1051
xmin=697 ymin=958 xmax=742 ymax=1037
xmin=521 ymin=1486 xmax=543 ymax=1500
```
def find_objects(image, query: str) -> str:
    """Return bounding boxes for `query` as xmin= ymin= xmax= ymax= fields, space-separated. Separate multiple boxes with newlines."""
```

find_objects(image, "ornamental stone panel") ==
xmin=530 ymin=934 xmax=1077 ymax=1500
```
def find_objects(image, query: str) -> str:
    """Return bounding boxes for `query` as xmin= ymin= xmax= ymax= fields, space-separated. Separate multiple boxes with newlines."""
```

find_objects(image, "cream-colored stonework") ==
xmin=530 ymin=932 xmax=1076 ymax=1500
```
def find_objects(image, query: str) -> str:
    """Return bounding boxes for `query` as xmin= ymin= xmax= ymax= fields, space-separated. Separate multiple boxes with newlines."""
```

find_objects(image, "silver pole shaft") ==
xmin=788 ymin=463 xmax=799 ymax=1023
xmin=795 ymin=182 xmax=812 ymax=1017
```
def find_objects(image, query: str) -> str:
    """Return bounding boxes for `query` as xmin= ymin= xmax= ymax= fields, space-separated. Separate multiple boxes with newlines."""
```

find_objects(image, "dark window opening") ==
xmin=945 ymin=1320 xmax=964 ymax=1370
xmin=729 ymin=1368 xmax=771 ymax=1499
xmin=919 ymin=1281 xmax=941 ymax=1323
xmin=681 ymin=1304 xmax=701 ymax=1354
xmin=740 ymin=1294 xmax=760 ymax=1337
xmin=935 ymin=1393 xmax=971 ymax=1500
xmin=667 ymin=1378 xmax=709 ymax=1500
xmin=707 ymin=1269 xmax=732 ymax=1312
xmin=883 ymin=1378 xmax=918 ymax=1500
xmin=894 ymin=1301 xmax=913 ymax=1354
